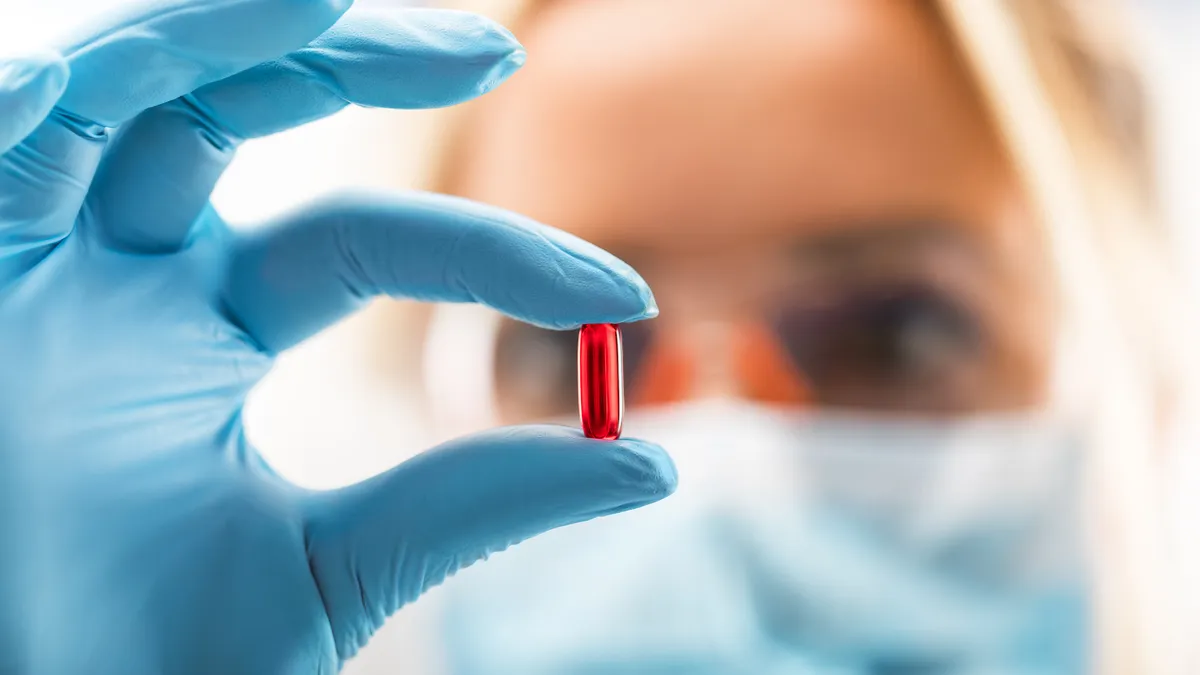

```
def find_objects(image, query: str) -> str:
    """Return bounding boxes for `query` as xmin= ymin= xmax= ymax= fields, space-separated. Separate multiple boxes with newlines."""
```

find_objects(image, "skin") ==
xmin=446 ymin=0 xmax=1057 ymax=419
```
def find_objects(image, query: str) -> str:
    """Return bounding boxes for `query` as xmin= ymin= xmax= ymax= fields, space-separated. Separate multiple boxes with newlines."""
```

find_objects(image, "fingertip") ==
xmin=636 ymin=291 xmax=660 ymax=321
xmin=528 ymin=226 xmax=658 ymax=328
xmin=477 ymin=48 xmax=526 ymax=95
xmin=436 ymin=8 xmax=524 ymax=55
xmin=474 ymin=424 xmax=676 ymax=505
xmin=610 ymin=437 xmax=679 ymax=502
xmin=609 ymin=264 xmax=658 ymax=322
xmin=374 ymin=8 xmax=527 ymax=107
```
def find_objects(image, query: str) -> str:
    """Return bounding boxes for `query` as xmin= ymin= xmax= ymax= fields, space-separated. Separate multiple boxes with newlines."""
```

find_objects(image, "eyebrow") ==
xmin=787 ymin=221 xmax=986 ymax=266
xmin=599 ymin=221 xmax=989 ymax=279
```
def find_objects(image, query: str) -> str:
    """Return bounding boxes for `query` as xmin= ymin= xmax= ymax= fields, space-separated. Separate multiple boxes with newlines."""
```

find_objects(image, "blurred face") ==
xmin=449 ymin=0 xmax=1056 ymax=422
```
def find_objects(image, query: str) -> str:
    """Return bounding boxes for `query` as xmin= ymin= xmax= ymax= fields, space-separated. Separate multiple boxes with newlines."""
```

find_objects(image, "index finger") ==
xmin=55 ymin=0 xmax=353 ymax=127
xmin=222 ymin=191 xmax=660 ymax=354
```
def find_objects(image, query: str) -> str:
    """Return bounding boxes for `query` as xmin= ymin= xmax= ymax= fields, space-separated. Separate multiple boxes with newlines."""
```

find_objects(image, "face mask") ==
xmin=440 ymin=401 xmax=1089 ymax=675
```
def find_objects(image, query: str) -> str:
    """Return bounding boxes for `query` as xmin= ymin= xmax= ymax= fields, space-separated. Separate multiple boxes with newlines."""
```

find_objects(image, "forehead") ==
xmin=455 ymin=0 xmax=1016 ymax=250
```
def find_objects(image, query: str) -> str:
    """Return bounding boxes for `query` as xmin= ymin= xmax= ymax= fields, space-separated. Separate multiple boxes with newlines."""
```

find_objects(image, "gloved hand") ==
xmin=0 ymin=2 xmax=674 ymax=674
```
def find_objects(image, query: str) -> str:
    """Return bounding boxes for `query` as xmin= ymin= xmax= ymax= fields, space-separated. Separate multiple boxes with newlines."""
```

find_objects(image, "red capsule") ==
xmin=578 ymin=323 xmax=624 ymax=440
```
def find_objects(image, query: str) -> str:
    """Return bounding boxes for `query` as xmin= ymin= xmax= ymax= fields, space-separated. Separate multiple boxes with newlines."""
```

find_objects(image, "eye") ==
xmin=774 ymin=285 xmax=985 ymax=412
xmin=848 ymin=287 xmax=980 ymax=379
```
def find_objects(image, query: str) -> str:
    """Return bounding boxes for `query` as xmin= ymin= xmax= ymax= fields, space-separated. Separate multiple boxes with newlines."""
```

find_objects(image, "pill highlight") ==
xmin=578 ymin=323 xmax=624 ymax=440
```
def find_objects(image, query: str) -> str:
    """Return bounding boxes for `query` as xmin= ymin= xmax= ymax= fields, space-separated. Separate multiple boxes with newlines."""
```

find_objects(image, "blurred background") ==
xmin=2 ymin=1 xmax=1198 ymax=673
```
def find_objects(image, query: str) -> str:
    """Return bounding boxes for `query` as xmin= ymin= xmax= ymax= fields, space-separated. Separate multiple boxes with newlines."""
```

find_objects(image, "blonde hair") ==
xmin=407 ymin=1 xmax=1196 ymax=672
xmin=937 ymin=2 xmax=1195 ymax=673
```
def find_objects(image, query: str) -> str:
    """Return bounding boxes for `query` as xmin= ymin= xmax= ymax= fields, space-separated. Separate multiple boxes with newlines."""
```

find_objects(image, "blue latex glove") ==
xmin=0 ymin=3 xmax=675 ymax=673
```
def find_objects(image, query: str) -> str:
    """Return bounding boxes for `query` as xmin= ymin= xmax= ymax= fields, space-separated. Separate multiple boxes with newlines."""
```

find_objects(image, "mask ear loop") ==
xmin=422 ymin=304 xmax=503 ymax=439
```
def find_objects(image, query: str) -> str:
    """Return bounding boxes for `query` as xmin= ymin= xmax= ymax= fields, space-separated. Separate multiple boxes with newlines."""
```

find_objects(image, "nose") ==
xmin=631 ymin=319 xmax=812 ymax=407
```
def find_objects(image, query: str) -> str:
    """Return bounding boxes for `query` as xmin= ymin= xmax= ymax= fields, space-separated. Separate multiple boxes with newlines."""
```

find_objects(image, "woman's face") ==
xmin=451 ymin=0 xmax=1056 ymax=421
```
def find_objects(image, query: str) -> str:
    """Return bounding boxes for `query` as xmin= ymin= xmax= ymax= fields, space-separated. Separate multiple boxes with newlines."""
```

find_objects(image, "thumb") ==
xmin=302 ymin=425 xmax=676 ymax=663
xmin=0 ymin=51 xmax=68 ymax=155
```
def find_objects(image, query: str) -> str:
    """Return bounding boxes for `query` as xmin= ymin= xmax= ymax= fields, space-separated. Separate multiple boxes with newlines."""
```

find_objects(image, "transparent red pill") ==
xmin=578 ymin=323 xmax=624 ymax=440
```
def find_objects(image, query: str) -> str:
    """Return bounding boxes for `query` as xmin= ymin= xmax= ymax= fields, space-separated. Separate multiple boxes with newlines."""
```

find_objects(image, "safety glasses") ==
xmin=493 ymin=280 xmax=1011 ymax=420
xmin=473 ymin=224 xmax=1051 ymax=424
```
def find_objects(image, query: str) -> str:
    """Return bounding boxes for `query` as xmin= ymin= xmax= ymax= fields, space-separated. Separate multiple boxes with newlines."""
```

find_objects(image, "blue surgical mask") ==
xmin=439 ymin=401 xmax=1089 ymax=675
